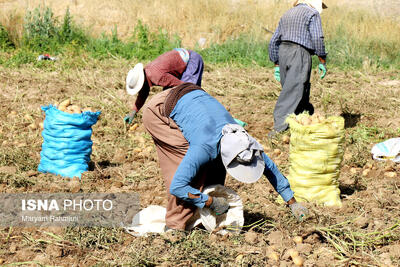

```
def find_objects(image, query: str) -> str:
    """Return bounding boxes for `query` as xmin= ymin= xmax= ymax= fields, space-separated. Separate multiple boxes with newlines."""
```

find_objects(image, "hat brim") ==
xmin=126 ymin=63 xmax=144 ymax=95
xmin=226 ymin=153 xmax=265 ymax=183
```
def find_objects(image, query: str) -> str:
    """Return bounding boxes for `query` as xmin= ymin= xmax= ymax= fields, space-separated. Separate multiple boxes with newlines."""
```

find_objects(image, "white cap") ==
xmin=220 ymin=124 xmax=265 ymax=183
xmin=294 ymin=0 xmax=328 ymax=13
xmin=126 ymin=63 xmax=145 ymax=95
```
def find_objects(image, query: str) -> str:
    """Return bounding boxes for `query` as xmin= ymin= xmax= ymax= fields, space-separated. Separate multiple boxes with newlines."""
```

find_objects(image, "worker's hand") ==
xmin=209 ymin=196 xmax=230 ymax=215
xmin=289 ymin=202 xmax=309 ymax=222
xmin=318 ymin=63 xmax=327 ymax=79
xmin=124 ymin=110 xmax=136 ymax=124
xmin=274 ymin=66 xmax=281 ymax=82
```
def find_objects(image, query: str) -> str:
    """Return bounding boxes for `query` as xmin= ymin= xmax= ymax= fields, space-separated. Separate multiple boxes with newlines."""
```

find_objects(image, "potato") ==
xmin=282 ymin=135 xmax=290 ymax=144
xmin=69 ymin=105 xmax=82 ymax=114
xmin=365 ymin=163 xmax=373 ymax=169
xmin=362 ymin=169 xmax=370 ymax=177
xmin=350 ymin=168 xmax=358 ymax=174
xmin=235 ymin=254 xmax=244 ymax=262
xmin=292 ymin=255 xmax=304 ymax=266
xmin=28 ymin=123 xmax=37 ymax=130
xmin=267 ymin=251 xmax=279 ymax=261
xmin=133 ymin=148 xmax=142 ymax=153
xmin=66 ymin=106 xmax=75 ymax=114
xmin=58 ymin=99 xmax=71 ymax=110
xmin=129 ymin=123 xmax=139 ymax=132
xmin=311 ymin=113 xmax=324 ymax=124
xmin=384 ymin=172 xmax=397 ymax=178
xmin=273 ymin=148 xmax=282 ymax=156
xmin=299 ymin=116 xmax=312 ymax=126
xmin=287 ymin=248 xmax=299 ymax=258
xmin=293 ymin=236 xmax=303 ymax=244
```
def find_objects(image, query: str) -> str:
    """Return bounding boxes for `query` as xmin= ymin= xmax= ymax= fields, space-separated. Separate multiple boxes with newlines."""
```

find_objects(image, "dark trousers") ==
xmin=273 ymin=42 xmax=314 ymax=132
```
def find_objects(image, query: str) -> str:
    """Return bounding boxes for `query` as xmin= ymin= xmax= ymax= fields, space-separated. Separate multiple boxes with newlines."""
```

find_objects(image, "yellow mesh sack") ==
xmin=285 ymin=113 xmax=345 ymax=207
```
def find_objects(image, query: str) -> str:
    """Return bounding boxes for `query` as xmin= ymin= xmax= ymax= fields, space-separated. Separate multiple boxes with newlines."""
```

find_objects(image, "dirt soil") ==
xmin=0 ymin=61 xmax=399 ymax=266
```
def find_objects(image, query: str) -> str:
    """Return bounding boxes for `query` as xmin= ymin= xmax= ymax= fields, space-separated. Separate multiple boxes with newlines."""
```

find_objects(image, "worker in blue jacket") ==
xmin=141 ymin=82 xmax=308 ymax=231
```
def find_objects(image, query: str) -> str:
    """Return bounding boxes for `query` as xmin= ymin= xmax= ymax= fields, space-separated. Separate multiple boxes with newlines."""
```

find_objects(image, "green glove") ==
xmin=274 ymin=66 xmax=280 ymax=82
xmin=209 ymin=196 xmax=229 ymax=215
xmin=234 ymin=118 xmax=248 ymax=127
xmin=124 ymin=110 xmax=136 ymax=124
xmin=289 ymin=202 xmax=309 ymax=222
xmin=318 ymin=63 xmax=327 ymax=79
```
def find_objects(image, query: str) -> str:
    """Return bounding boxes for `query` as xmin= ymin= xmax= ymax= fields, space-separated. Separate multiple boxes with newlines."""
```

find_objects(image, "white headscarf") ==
xmin=294 ymin=0 xmax=327 ymax=14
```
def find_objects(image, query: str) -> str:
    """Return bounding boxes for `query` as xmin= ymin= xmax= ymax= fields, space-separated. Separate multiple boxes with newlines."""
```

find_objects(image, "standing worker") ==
xmin=141 ymin=82 xmax=308 ymax=231
xmin=268 ymin=0 xmax=328 ymax=138
xmin=124 ymin=48 xmax=204 ymax=124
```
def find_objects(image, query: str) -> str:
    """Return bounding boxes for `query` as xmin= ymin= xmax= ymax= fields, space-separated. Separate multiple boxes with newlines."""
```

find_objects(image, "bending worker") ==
xmin=124 ymin=48 xmax=204 ymax=124
xmin=268 ymin=0 xmax=328 ymax=138
xmin=141 ymin=82 xmax=308 ymax=231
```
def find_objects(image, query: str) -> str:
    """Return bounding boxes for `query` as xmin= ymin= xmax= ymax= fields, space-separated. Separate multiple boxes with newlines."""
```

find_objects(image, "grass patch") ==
xmin=199 ymin=35 xmax=271 ymax=67
xmin=64 ymin=227 xmax=124 ymax=249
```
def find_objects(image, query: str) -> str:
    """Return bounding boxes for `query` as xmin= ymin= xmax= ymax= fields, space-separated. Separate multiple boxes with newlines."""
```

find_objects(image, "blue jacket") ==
xmin=169 ymin=90 xmax=294 ymax=207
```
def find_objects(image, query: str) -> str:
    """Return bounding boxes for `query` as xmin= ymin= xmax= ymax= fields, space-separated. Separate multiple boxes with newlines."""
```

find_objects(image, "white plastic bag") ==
xmin=200 ymin=184 xmax=244 ymax=235
xmin=124 ymin=185 xmax=244 ymax=236
xmin=371 ymin=138 xmax=400 ymax=163
xmin=125 ymin=205 xmax=167 ymax=236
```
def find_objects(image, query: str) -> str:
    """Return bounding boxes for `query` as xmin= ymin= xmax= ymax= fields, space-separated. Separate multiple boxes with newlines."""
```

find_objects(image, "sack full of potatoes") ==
xmin=285 ymin=112 xmax=345 ymax=207
xmin=38 ymin=99 xmax=101 ymax=178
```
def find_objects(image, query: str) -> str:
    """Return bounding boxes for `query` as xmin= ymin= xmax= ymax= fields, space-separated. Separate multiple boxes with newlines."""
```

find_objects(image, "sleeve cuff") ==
xmin=280 ymin=187 xmax=294 ymax=203
xmin=196 ymin=193 xmax=209 ymax=208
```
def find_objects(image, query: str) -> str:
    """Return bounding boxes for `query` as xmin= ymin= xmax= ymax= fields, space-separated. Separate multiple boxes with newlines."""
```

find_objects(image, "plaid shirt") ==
xmin=268 ymin=4 xmax=327 ymax=64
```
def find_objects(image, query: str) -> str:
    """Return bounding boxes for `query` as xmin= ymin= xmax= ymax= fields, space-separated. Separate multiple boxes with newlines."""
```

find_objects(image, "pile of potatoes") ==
xmin=55 ymin=99 xmax=95 ymax=114
xmin=295 ymin=113 xmax=325 ymax=126
xmin=264 ymin=236 xmax=305 ymax=266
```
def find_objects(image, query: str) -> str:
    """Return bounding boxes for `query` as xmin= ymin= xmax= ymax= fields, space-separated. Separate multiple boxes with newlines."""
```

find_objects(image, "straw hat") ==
xmin=126 ymin=63 xmax=145 ymax=95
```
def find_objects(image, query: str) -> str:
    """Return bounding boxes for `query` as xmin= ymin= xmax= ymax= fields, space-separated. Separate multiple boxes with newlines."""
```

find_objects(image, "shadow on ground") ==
xmin=243 ymin=210 xmax=275 ymax=233
xmin=341 ymin=112 xmax=361 ymax=128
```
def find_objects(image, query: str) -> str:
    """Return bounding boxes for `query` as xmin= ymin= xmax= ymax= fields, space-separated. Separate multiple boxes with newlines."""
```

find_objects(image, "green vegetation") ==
xmin=326 ymin=26 xmax=399 ymax=70
xmin=0 ymin=5 xmax=399 ymax=70
xmin=200 ymin=36 xmax=270 ymax=67
xmin=0 ymin=24 xmax=15 ymax=50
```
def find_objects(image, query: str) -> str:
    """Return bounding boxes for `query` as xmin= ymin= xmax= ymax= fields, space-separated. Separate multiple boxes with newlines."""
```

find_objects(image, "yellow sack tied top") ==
xmin=285 ymin=113 xmax=345 ymax=207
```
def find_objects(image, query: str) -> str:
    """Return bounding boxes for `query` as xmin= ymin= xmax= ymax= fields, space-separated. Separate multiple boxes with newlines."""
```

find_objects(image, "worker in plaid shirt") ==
xmin=268 ymin=0 xmax=328 ymax=137
xmin=124 ymin=48 xmax=204 ymax=123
